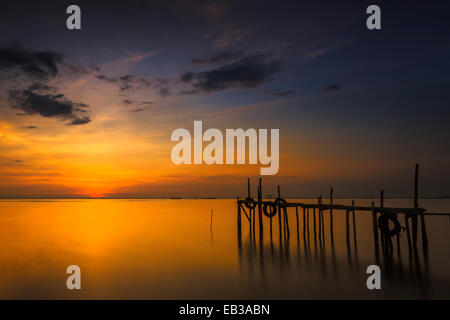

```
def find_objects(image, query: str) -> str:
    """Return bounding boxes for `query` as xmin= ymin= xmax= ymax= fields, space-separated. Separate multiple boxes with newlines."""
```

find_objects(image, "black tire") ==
xmin=263 ymin=202 xmax=277 ymax=218
xmin=275 ymin=198 xmax=287 ymax=208
xmin=244 ymin=197 xmax=256 ymax=210
xmin=378 ymin=212 xmax=402 ymax=237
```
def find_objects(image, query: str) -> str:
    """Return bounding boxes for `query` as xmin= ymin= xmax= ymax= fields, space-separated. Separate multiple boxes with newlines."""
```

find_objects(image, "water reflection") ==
xmin=237 ymin=204 xmax=437 ymax=297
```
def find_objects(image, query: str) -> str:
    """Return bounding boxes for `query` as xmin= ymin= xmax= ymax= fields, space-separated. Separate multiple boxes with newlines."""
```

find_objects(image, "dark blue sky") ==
xmin=0 ymin=0 xmax=449 ymax=197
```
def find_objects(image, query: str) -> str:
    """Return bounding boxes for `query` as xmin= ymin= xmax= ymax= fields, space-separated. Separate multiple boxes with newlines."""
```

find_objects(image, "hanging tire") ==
xmin=275 ymin=198 xmax=288 ymax=208
xmin=263 ymin=202 xmax=277 ymax=218
xmin=378 ymin=212 xmax=402 ymax=237
xmin=244 ymin=197 xmax=256 ymax=210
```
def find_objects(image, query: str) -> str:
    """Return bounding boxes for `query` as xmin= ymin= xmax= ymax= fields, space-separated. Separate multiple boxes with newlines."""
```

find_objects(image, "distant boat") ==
xmin=170 ymin=197 xmax=182 ymax=199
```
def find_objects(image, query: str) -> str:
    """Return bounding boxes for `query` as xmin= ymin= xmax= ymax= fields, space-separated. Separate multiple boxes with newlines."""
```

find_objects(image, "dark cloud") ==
xmin=121 ymin=99 xmax=155 ymax=106
xmin=0 ymin=44 xmax=62 ymax=79
xmin=180 ymin=54 xmax=281 ymax=94
xmin=96 ymin=74 xmax=152 ymax=91
xmin=121 ymin=99 xmax=134 ymax=106
xmin=322 ymin=84 xmax=342 ymax=92
xmin=158 ymin=87 xmax=170 ymax=97
xmin=67 ymin=117 xmax=91 ymax=126
xmin=190 ymin=51 xmax=243 ymax=66
xmin=263 ymin=88 xmax=295 ymax=96
xmin=8 ymin=85 xmax=91 ymax=125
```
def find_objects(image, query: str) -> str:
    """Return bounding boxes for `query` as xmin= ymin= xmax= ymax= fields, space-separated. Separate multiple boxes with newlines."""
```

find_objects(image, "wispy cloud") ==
xmin=190 ymin=50 xmax=243 ymax=66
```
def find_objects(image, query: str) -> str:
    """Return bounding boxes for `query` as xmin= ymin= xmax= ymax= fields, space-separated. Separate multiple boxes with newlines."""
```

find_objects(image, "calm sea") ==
xmin=0 ymin=199 xmax=449 ymax=299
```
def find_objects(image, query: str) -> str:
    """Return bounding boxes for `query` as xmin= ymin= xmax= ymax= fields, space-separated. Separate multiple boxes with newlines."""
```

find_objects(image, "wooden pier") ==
xmin=237 ymin=164 xmax=450 ymax=255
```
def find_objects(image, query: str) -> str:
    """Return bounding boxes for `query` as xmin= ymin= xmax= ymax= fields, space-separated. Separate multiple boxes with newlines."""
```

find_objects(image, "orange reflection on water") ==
xmin=0 ymin=199 xmax=449 ymax=299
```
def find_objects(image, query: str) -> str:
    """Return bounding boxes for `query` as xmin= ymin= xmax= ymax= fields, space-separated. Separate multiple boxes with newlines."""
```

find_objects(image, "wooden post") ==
xmin=295 ymin=206 xmax=299 ymax=241
xmin=414 ymin=164 xmax=419 ymax=209
xmin=313 ymin=207 xmax=317 ymax=242
xmin=258 ymin=178 xmax=263 ymax=235
xmin=237 ymin=197 xmax=241 ymax=232
xmin=415 ymin=164 xmax=429 ymax=249
xmin=352 ymin=200 xmax=357 ymax=247
xmin=380 ymin=189 xmax=385 ymax=248
xmin=318 ymin=197 xmax=322 ymax=241
xmin=284 ymin=206 xmax=290 ymax=237
xmin=306 ymin=207 xmax=310 ymax=237
xmin=247 ymin=178 xmax=251 ymax=198
xmin=302 ymin=207 xmax=306 ymax=236
xmin=380 ymin=189 xmax=384 ymax=208
xmin=237 ymin=198 xmax=242 ymax=251
xmin=330 ymin=187 xmax=334 ymax=231
xmin=404 ymin=215 xmax=412 ymax=254
xmin=372 ymin=201 xmax=379 ymax=243
xmin=319 ymin=195 xmax=324 ymax=242
xmin=278 ymin=207 xmax=282 ymax=237
xmin=345 ymin=209 xmax=350 ymax=245
xmin=330 ymin=187 xmax=334 ymax=240
xmin=412 ymin=165 xmax=419 ymax=248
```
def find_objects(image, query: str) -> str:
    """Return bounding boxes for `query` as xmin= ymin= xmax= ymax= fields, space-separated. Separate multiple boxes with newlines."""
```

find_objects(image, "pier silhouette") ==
xmin=236 ymin=164 xmax=450 ymax=295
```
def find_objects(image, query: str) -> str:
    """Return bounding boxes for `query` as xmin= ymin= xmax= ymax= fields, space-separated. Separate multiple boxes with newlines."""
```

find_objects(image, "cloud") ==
xmin=96 ymin=73 xmax=171 ymax=96
xmin=322 ymin=84 xmax=342 ymax=92
xmin=180 ymin=54 xmax=281 ymax=94
xmin=95 ymin=74 xmax=152 ymax=91
xmin=190 ymin=51 xmax=243 ymax=65
xmin=158 ymin=87 xmax=170 ymax=97
xmin=214 ymin=26 xmax=249 ymax=48
xmin=67 ymin=117 xmax=91 ymax=126
xmin=121 ymin=99 xmax=134 ymax=106
xmin=0 ymin=44 xmax=62 ymax=79
xmin=121 ymin=99 xmax=155 ymax=106
xmin=122 ymin=50 xmax=159 ymax=63
xmin=263 ymin=88 xmax=295 ymax=96
xmin=8 ymin=84 xmax=91 ymax=125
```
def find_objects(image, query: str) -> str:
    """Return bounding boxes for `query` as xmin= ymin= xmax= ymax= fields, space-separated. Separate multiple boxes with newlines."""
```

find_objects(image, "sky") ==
xmin=0 ymin=0 xmax=449 ymax=198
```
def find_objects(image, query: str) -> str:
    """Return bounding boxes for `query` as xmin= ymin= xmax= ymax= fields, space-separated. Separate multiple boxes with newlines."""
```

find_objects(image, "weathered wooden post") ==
xmin=352 ymin=200 xmax=357 ymax=247
xmin=306 ymin=207 xmax=310 ymax=238
xmin=237 ymin=197 xmax=241 ymax=232
xmin=303 ymin=207 xmax=306 ymax=236
xmin=330 ymin=187 xmax=334 ymax=241
xmin=284 ymin=206 xmax=290 ymax=237
xmin=412 ymin=166 xmax=418 ymax=249
xmin=277 ymin=185 xmax=282 ymax=235
xmin=380 ymin=189 xmax=384 ymax=208
xmin=237 ymin=197 xmax=242 ymax=251
xmin=345 ymin=209 xmax=350 ymax=245
xmin=415 ymin=164 xmax=428 ymax=249
xmin=372 ymin=201 xmax=379 ymax=244
xmin=318 ymin=197 xmax=322 ymax=241
xmin=258 ymin=178 xmax=263 ymax=235
xmin=404 ymin=214 xmax=412 ymax=255
xmin=313 ymin=207 xmax=317 ymax=243
xmin=380 ymin=189 xmax=385 ymax=248
xmin=330 ymin=186 xmax=334 ymax=231
xmin=319 ymin=195 xmax=324 ymax=242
